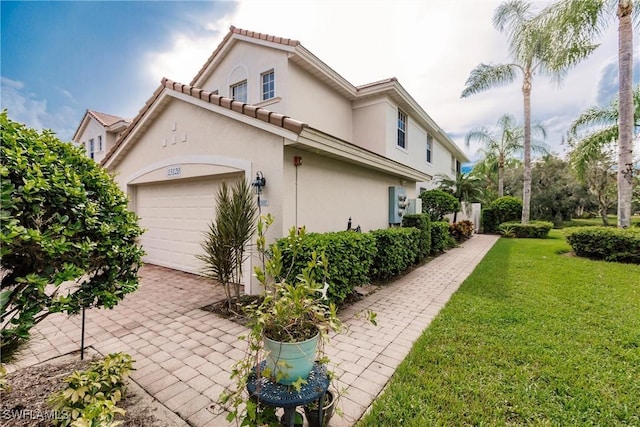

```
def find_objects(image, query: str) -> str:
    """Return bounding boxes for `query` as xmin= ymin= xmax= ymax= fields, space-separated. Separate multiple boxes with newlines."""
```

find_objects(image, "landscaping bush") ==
xmin=370 ymin=228 xmax=420 ymax=281
xmin=498 ymin=221 xmax=554 ymax=238
xmin=482 ymin=197 xmax=523 ymax=233
xmin=402 ymin=214 xmax=432 ymax=261
xmin=566 ymin=227 xmax=640 ymax=264
xmin=276 ymin=231 xmax=376 ymax=305
xmin=449 ymin=220 xmax=474 ymax=242
xmin=420 ymin=190 xmax=460 ymax=222
xmin=481 ymin=207 xmax=498 ymax=233
xmin=431 ymin=221 xmax=455 ymax=254
xmin=0 ymin=113 xmax=145 ymax=361
xmin=48 ymin=353 xmax=135 ymax=426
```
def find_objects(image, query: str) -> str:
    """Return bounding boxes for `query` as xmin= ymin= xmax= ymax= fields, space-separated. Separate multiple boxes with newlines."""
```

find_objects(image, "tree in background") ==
xmin=530 ymin=155 xmax=597 ymax=225
xmin=465 ymin=113 xmax=546 ymax=198
xmin=568 ymin=86 xmax=639 ymax=225
xmin=435 ymin=172 xmax=483 ymax=222
xmin=540 ymin=0 xmax=638 ymax=227
xmin=419 ymin=189 xmax=460 ymax=222
xmin=1 ymin=112 xmax=145 ymax=361
xmin=462 ymin=0 xmax=600 ymax=224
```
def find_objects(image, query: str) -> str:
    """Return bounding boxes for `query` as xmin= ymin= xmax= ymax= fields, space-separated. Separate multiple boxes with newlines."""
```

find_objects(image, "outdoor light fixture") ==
xmin=252 ymin=171 xmax=266 ymax=195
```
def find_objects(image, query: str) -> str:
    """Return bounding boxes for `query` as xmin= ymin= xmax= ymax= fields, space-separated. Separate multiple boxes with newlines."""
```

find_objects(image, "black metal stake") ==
xmin=80 ymin=305 xmax=85 ymax=360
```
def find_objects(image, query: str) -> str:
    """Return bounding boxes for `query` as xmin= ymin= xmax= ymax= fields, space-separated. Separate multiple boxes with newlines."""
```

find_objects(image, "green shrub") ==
xmin=420 ymin=190 xmax=460 ymax=222
xmin=402 ymin=214 xmax=432 ymax=261
xmin=370 ymin=228 xmax=420 ymax=280
xmin=498 ymin=221 xmax=554 ymax=238
xmin=48 ymin=353 xmax=135 ymax=426
xmin=492 ymin=196 xmax=522 ymax=223
xmin=449 ymin=220 xmax=474 ymax=242
xmin=276 ymin=231 xmax=376 ymax=305
xmin=482 ymin=197 xmax=523 ymax=233
xmin=431 ymin=221 xmax=455 ymax=254
xmin=1 ymin=112 xmax=145 ymax=361
xmin=566 ymin=227 xmax=640 ymax=264
xmin=481 ymin=207 xmax=498 ymax=233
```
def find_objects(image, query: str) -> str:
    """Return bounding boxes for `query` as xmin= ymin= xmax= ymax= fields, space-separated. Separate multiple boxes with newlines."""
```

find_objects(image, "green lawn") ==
xmin=357 ymin=230 xmax=640 ymax=426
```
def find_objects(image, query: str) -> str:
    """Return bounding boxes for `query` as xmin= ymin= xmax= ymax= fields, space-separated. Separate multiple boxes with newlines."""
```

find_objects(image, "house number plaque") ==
xmin=167 ymin=165 xmax=182 ymax=178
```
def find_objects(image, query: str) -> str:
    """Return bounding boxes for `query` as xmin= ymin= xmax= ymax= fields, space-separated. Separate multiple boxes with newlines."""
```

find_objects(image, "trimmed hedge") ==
xmin=450 ymin=220 xmax=474 ymax=242
xmin=370 ymin=228 xmax=420 ymax=280
xmin=431 ymin=221 xmax=454 ymax=254
xmin=402 ymin=214 xmax=432 ymax=261
xmin=275 ymin=231 xmax=376 ymax=305
xmin=483 ymin=196 xmax=522 ymax=233
xmin=498 ymin=221 xmax=554 ymax=238
xmin=566 ymin=227 xmax=640 ymax=264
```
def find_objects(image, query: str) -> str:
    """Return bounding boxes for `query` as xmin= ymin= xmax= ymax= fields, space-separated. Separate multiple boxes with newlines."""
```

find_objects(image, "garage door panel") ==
xmin=134 ymin=175 xmax=240 ymax=274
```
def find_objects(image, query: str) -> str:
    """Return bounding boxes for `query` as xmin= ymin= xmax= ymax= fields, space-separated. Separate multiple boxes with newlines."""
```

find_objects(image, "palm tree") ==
xmin=435 ymin=172 xmax=483 ymax=222
xmin=540 ymin=0 xmax=638 ymax=227
xmin=466 ymin=113 xmax=547 ymax=198
xmin=569 ymin=85 xmax=640 ymax=178
xmin=461 ymin=0 xmax=600 ymax=224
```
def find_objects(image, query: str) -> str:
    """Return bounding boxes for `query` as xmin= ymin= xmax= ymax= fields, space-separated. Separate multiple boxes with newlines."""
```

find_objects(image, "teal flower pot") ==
xmin=264 ymin=333 xmax=319 ymax=385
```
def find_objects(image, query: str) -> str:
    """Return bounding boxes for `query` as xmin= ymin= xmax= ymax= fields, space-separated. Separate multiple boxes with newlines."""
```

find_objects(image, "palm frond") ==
xmin=461 ymin=63 xmax=519 ymax=98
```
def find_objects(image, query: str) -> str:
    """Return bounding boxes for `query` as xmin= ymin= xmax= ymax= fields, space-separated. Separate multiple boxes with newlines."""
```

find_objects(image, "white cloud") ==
xmin=1 ymin=77 xmax=79 ymax=141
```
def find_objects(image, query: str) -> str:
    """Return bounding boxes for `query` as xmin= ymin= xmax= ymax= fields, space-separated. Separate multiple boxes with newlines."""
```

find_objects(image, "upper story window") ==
xmin=426 ymin=134 xmax=433 ymax=163
xmin=261 ymin=70 xmax=275 ymax=101
xmin=397 ymin=110 xmax=407 ymax=149
xmin=88 ymin=139 xmax=95 ymax=159
xmin=231 ymin=80 xmax=247 ymax=102
xmin=451 ymin=155 xmax=461 ymax=175
xmin=98 ymin=135 xmax=103 ymax=152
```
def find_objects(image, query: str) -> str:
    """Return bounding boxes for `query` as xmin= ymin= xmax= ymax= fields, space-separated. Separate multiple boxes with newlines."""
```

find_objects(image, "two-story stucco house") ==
xmin=73 ymin=110 xmax=130 ymax=163
xmin=97 ymin=26 xmax=468 ymax=293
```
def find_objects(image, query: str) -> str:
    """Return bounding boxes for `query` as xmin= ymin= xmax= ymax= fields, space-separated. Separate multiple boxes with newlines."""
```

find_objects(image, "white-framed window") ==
xmin=426 ymin=134 xmax=433 ymax=163
xmin=397 ymin=110 xmax=407 ymax=149
xmin=261 ymin=70 xmax=275 ymax=100
xmin=231 ymin=80 xmax=247 ymax=102
xmin=98 ymin=135 xmax=103 ymax=152
xmin=88 ymin=139 xmax=95 ymax=159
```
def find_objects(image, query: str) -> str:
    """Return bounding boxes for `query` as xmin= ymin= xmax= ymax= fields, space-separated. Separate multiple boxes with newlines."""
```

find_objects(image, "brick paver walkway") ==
xmin=6 ymin=234 xmax=499 ymax=426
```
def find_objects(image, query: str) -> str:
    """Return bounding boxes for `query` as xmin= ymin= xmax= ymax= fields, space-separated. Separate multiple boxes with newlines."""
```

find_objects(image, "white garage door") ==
xmin=134 ymin=176 xmax=240 ymax=274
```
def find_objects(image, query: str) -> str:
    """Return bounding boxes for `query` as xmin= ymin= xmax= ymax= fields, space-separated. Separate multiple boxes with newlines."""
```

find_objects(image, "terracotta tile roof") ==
xmin=190 ymin=26 xmax=300 ymax=86
xmin=103 ymin=78 xmax=306 ymax=166
xmin=87 ymin=110 xmax=129 ymax=127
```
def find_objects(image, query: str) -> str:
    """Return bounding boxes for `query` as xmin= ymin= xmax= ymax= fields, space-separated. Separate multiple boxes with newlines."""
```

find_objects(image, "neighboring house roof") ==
xmin=102 ymin=77 xmax=430 ymax=183
xmin=72 ymin=109 xmax=130 ymax=142
xmin=190 ymin=26 xmax=467 ymax=162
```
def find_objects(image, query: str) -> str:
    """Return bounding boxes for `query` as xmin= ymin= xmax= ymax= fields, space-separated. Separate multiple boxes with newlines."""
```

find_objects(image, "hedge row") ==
xmin=370 ymin=228 xmax=420 ymax=280
xmin=274 ymin=214 xmax=464 ymax=304
xmin=276 ymin=231 xmax=376 ymax=305
xmin=499 ymin=221 xmax=554 ymax=238
xmin=566 ymin=227 xmax=640 ymax=264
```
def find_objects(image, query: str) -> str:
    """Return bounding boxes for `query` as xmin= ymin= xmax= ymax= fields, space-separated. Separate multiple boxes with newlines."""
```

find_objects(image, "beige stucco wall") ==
xmin=77 ymin=118 xmax=108 ymax=163
xmin=198 ymin=40 xmax=289 ymax=111
xmin=287 ymin=62 xmax=353 ymax=142
xmin=282 ymin=146 xmax=416 ymax=233
xmin=352 ymin=99 xmax=387 ymax=155
xmin=109 ymin=97 xmax=288 ymax=294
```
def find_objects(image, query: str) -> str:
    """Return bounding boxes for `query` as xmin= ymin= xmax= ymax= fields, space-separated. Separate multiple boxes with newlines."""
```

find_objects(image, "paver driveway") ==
xmin=7 ymin=234 xmax=499 ymax=426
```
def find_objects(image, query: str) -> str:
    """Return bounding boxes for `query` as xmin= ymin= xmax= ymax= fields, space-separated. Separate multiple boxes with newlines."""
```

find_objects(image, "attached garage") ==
xmin=133 ymin=174 xmax=241 ymax=274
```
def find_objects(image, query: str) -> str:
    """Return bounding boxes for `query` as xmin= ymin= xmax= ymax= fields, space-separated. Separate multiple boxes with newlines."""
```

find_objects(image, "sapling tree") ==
xmin=0 ymin=112 xmax=145 ymax=361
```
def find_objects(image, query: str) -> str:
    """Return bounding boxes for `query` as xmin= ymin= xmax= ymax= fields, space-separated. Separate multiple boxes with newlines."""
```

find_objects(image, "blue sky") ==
xmin=1 ymin=0 xmax=638 ymax=159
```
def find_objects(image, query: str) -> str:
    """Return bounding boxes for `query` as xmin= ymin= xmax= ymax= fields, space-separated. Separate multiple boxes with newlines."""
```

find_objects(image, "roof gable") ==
xmin=102 ymin=78 xmax=306 ymax=168
xmin=72 ymin=109 xmax=130 ymax=142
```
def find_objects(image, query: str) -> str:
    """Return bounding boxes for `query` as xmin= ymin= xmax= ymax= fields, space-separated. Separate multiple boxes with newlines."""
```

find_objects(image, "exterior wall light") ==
xmin=252 ymin=171 xmax=266 ymax=195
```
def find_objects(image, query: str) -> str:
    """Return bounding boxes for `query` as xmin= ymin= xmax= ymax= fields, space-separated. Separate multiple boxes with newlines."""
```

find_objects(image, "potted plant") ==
xmin=303 ymin=389 xmax=336 ymax=427
xmin=220 ymin=214 xmax=375 ymax=426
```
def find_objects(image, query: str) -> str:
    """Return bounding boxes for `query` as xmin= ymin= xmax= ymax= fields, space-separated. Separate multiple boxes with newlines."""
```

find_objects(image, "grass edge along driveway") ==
xmin=358 ymin=230 xmax=640 ymax=427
